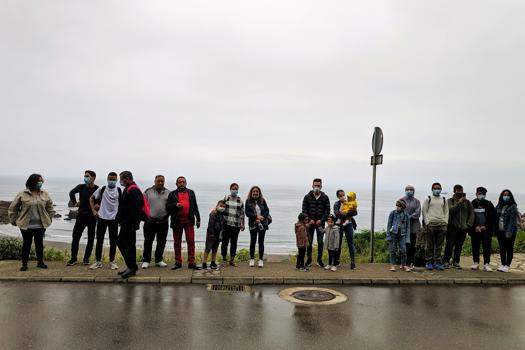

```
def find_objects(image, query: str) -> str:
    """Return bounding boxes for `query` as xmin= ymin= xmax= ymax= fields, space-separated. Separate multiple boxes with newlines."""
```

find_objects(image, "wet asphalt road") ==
xmin=0 ymin=283 xmax=524 ymax=350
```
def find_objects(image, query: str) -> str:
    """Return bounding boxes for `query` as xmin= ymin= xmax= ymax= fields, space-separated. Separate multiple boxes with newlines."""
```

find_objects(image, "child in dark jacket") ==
xmin=295 ymin=213 xmax=310 ymax=271
xmin=202 ymin=200 xmax=226 ymax=270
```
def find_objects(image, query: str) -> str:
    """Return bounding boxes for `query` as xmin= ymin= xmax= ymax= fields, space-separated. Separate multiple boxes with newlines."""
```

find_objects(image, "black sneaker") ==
xmin=443 ymin=262 xmax=450 ymax=269
xmin=316 ymin=261 xmax=325 ymax=268
xmin=37 ymin=262 xmax=48 ymax=269
xmin=452 ymin=262 xmax=462 ymax=269
xmin=20 ymin=265 xmax=28 ymax=272
xmin=305 ymin=260 xmax=313 ymax=268
xmin=83 ymin=261 xmax=90 ymax=266
xmin=171 ymin=263 xmax=183 ymax=270
xmin=66 ymin=260 xmax=77 ymax=266
xmin=188 ymin=263 xmax=201 ymax=270
xmin=210 ymin=261 xmax=218 ymax=270
xmin=350 ymin=262 xmax=356 ymax=270
xmin=201 ymin=262 xmax=208 ymax=270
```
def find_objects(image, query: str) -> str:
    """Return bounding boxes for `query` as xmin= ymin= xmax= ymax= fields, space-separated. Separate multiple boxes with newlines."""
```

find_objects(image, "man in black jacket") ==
xmin=67 ymin=170 xmax=99 ymax=266
xmin=116 ymin=171 xmax=143 ymax=278
xmin=166 ymin=176 xmax=201 ymax=270
xmin=470 ymin=186 xmax=497 ymax=272
xmin=302 ymin=178 xmax=330 ymax=267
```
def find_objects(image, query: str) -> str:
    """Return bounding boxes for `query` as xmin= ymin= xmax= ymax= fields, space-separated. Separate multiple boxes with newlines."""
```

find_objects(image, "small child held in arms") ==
xmin=324 ymin=214 xmax=340 ymax=272
xmin=202 ymin=200 xmax=227 ymax=270
xmin=387 ymin=200 xmax=411 ymax=272
xmin=339 ymin=192 xmax=358 ymax=226
xmin=295 ymin=213 xmax=310 ymax=271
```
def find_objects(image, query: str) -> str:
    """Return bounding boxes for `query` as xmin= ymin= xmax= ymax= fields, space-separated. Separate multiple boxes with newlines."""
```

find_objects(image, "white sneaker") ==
xmin=155 ymin=261 xmax=168 ymax=268
xmin=471 ymin=263 xmax=479 ymax=270
xmin=483 ymin=264 xmax=493 ymax=272
xmin=89 ymin=261 xmax=102 ymax=270
xmin=141 ymin=262 xmax=149 ymax=269
xmin=497 ymin=265 xmax=504 ymax=272
xmin=109 ymin=262 xmax=119 ymax=270
xmin=330 ymin=265 xmax=337 ymax=272
xmin=324 ymin=264 xmax=332 ymax=270
xmin=258 ymin=260 xmax=264 ymax=268
xmin=249 ymin=259 xmax=255 ymax=267
xmin=501 ymin=265 xmax=510 ymax=273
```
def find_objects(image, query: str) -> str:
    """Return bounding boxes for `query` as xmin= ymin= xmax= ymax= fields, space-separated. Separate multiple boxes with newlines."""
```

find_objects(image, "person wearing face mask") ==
xmin=88 ymin=172 xmax=122 ymax=270
xmin=166 ymin=176 xmax=201 ymax=270
xmin=8 ymin=174 xmax=55 ymax=271
xmin=245 ymin=186 xmax=271 ymax=268
xmin=400 ymin=185 xmax=421 ymax=270
xmin=495 ymin=189 xmax=519 ymax=273
xmin=469 ymin=187 xmax=496 ymax=272
xmin=333 ymin=189 xmax=357 ymax=269
xmin=302 ymin=178 xmax=330 ymax=268
xmin=422 ymin=182 xmax=449 ymax=271
xmin=202 ymin=200 xmax=227 ymax=270
xmin=141 ymin=175 xmax=170 ymax=269
xmin=67 ymin=170 xmax=99 ymax=266
xmin=220 ymin=183 xmax=245 ymax=266
xmin=443 ymin=185 xmax=474 ymax=269
xmin=387 ymin=201 xmax=411 ymax=272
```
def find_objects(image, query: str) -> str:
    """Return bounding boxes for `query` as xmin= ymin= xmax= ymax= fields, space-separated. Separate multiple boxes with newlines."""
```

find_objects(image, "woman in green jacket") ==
xmin=8 ymin=174 xmax=55 ymax=271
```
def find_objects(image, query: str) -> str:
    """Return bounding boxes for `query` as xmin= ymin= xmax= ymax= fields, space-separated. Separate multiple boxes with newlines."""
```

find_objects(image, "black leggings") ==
xmin=296 ymin=247 xmax=306 ymax=268
xmin=328 ymin=249 xmax=337 ymax=266
xmin=221 ymin=225 xmax=241 ymax=260
xmin=21 ymin=228 xmax=45 ymax=265
xmin=406 ymin=232 xmax=417 ymax=265
xmin=249 ymin=228 xmax=266 ymax=259
xmin=497 ymin=231 xmax=516 ymax=266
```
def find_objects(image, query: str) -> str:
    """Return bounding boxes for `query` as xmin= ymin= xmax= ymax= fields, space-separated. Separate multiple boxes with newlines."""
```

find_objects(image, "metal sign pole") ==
xmin=370 ymin=126 xmax=383 ymax=263
xmin=370 ymin=161 xmax=376 ymax=263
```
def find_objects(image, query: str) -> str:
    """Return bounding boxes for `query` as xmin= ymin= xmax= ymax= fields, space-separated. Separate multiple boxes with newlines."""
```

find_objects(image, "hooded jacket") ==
xmin=447 ymin=196 xmax=474 ymax=230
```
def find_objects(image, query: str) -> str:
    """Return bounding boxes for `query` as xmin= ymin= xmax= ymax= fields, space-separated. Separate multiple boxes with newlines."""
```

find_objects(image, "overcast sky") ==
xmin=1 ymin=0 xmax=524 ymax=194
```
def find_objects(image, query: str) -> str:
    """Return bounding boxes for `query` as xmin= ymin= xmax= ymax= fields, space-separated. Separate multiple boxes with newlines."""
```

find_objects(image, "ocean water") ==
xmin=1 ymin=176 xmax=522 ymax=255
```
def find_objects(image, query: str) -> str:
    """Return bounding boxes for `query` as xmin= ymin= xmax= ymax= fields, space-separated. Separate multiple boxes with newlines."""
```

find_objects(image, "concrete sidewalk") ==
xmin=1 ymin=260 xmax=524 ymax=285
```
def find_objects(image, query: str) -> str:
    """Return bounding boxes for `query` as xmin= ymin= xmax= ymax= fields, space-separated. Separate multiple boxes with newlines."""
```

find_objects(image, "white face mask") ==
xmin=217 ymin=207 xmax=226 ymax=213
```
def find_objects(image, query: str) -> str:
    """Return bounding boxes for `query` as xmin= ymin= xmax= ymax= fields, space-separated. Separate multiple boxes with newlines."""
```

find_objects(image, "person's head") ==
xmin=476 ymin=187 xmax=488 ymax=201
xmin=298 ymin=213 xmax=308 ymax=223
xmin=84 ymin=170 xmax=96 ymax=185
xmin=248 ymin=186 xmax=263 ymax=201
xmin=431 ymin=182 xmax=442 ymax=196
xmin=107 ymin=172 xmax=118 ymax=189
xmin=453 ymin=184 xmax=464 ymax=197
xmin=119 ymin=171 xmax=133 ymax=187
xmin=230 ymin=183 xmax=239 ymax=197
xmin=312 ymin=178 xmax=322 ymax=193
xmin=154 ymin=175 xmax=165 ymax=191
xmin=327 ymin=214 xmax=335 ymax=226
xmin=336 ymin=190 xmax=346 ymax=202
xmin=216 ymin=200 xmax=226 ymax=213
xmin=498 ymin=189 xmax=516 ymax=207
xmin=26 ymin=173 xmax=43 ymax=191
xmin=396 ymin=200 xmax=406 ymax=212
xmin=405 ymin=185 xmax=415 ymax=197
xmin=176 ymin=176 xmax=187 ymax=190
xmin=347 ymin=192 xmax=356 ymax=201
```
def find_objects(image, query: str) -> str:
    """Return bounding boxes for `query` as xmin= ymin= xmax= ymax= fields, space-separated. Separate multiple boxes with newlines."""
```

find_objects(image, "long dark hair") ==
xmin=497 ymin=189 xmax=516 ymax=207
xmin=25 ymin=173 xmax=43 ymax=191
xmin=247 ymin=186 xmax=265 ymax=203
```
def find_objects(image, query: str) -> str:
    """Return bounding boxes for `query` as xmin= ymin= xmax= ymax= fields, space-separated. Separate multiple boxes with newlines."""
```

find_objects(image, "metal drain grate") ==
xmin=207 ymin=284 xmax=251 ymax=292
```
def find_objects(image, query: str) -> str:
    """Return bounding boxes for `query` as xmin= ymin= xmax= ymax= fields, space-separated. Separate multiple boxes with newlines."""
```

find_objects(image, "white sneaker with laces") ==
xmin=109 ymin=262 xmax=119 ymax=270
xmin=249 ymin=259 xmax=255 ymax=267
xmin=324 ymin=264 xmax=332 ymax=270
xmin=89 ymin=261 xmax=102 ymax=270
xmin=330 ymin=265 xmax=337 ymax=272
xmin=155 ymin=261 xmax=168 ymax=268
xmin=471 ymin=263 xmax=479 ymax=270
xmin=258 ymin=260 xmax=264 ymax=268
xmin=497 ymin=265 xmax=504 ymax=272
xmin=483 ymin=264 xmax=493 ymax=272
xmin=141 ymin=262 xmax=149 ymax=269
xmin=501 ymin=265 xmax=510 ymax=273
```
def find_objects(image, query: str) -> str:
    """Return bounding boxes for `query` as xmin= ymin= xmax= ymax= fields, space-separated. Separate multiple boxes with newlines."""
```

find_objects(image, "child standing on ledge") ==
xmin=295 ymin=213 xmax=310 ymax=271
xmin=387 ymin=200 xmax=411 ymax=272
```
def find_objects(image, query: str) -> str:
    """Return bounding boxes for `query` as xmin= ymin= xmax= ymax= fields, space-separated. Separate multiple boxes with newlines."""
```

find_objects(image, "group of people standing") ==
xmin=7 ymin=172 xmax=521 ymax=276
xmin=386 ymin=183 xmax=521 ymax=273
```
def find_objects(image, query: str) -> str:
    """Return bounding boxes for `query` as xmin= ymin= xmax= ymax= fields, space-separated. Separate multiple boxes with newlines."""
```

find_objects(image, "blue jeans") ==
xmin=336 ymin=224 xmax=355 ymax=265
xmin=389 ymin=234 xmax=407 ymax=266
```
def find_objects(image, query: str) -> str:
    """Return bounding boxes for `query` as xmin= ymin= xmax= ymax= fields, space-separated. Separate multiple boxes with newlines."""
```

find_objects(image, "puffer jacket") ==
xmin=302 ymin=191 xmax=330 ymax=223
xmin=8 ymin=189 xmax=55 ymax=230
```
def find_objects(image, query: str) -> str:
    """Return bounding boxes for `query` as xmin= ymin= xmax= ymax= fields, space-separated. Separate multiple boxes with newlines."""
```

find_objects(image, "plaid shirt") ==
xmin=224 ymin=195 xmax=245 ymax=227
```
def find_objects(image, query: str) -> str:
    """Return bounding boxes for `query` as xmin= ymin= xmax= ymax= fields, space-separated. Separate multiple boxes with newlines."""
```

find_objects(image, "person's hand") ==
xmin=458 ymin=197 xmax=465 ymax=203
xmin=176 ymin=203 xmax=183 ymax=208
xmin=241 ymin=225 xmax=245 ymax=232
xmin=211 ymin=208 xmax=217 ymax=215
xmin=196 ymin=221 xmax=201 ymax=229
xmin=480 ymin=226 xmax=486 ymax=231
xmin=75 ymin=202 xmax=80 ymax=207
xmin=475 ymin=226 xmax=481 ymax=233
xmin=316 ymin=220 xmax=321 ymax=226
xmin=94 ymin=204 xmax=100 ymax=211
xmin=92 ymin=210 xmax=99 ymax=218
xmin=257 ymin=215 xmax=265 ymax=221
xmin=255 ymin=219 xmax=260 ymax=224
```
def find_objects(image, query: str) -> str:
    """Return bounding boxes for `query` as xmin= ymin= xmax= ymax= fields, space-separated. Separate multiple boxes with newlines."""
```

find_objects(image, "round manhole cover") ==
xmin=291 ymin=290 xmax=336 ymax=302
xmin=279 ymin=287 xmax=347 ymax=305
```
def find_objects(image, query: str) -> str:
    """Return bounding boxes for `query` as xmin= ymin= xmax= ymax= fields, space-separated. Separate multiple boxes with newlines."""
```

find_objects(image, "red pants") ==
xmin=173 ymin=223 xmax=195 ymax=264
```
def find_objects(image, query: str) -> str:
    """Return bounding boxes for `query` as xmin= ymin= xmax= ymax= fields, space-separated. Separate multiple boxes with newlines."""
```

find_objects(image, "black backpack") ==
xmin=95 ymin=186 xmax=122 ymax=205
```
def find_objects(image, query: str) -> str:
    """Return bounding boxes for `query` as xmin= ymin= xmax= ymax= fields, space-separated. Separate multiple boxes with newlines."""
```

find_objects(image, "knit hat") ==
xmin=396 ymin=200 xmax=406 ymax=209
xmin=476 ymin=187 xmax=487 ymax=195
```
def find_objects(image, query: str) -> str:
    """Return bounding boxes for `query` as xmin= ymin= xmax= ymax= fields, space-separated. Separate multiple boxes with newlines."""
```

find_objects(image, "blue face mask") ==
xmin=502 ymin=195 xmax=511 ymax=202
xmin=432 ymin=189 xmax=442 ymax=196
xmin=120 ymin=180 xmax=126 ymax=187
xmin=84 ymin=176 xmax=91 ymax=185
xmin=313 ymin=187 xmax=321 ymax=194
xmin=35 ymin=181 xmax=43 ymax=190
xmin=477 ymin=195 xmax=486 ymax=201
xmin=231 ymin=190 xmax=239 ymax=197
xmin=405 ymin=191 xmax=414 ymax=197
xmin=107 ymin=180 xmax=117 ymax=189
